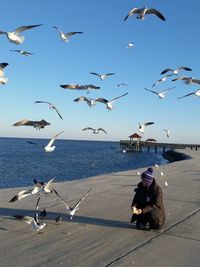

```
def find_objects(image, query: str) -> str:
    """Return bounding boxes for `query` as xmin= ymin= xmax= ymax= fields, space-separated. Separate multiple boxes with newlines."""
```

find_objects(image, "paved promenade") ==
xmin=0 ymin=148 xmax=200 ymax=267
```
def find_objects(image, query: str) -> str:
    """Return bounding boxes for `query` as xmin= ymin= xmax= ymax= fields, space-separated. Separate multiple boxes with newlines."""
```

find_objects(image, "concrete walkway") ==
xmin=0 ymin=148 xmax=200 ymax=267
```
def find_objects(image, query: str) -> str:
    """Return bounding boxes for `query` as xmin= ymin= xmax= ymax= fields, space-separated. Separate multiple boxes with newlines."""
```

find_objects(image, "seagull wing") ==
xmin=90 ymin=72 xmax=100 ymax=77
xmin=178 ymin=66 xmax=192 ymax=72
xmin=124 ymin=8 xmax=140 ymax=21
xmin=9 ymin=190 xmax=32 ymax=202
xmin=160 ymin=68 xmax=174 ymax=75
xmin=46 ymin=131 xmax=64 ymax=148
xmin=13 ymin=215 xmax=35 ymax=224
xmin=159 ymin=86 xmax=175 ymax=94
xmin=146 ymin=9 xmax=166 ymax=21
xmin=82 ymin=127 xmax=95 ymax=131
xmin=13 ymin=119 xmax=33 ymax=126
xmin=97 ymin=128 xmax=107 ymax=134
xmin=192 ymin=79 xmax=200 ymax=84
xmin=43 ymin=178 xmax=55 ymax=192
xmin=177 ymin=92 xmax=195 ymax=99
xmin=53 ymin=26 xmax=63 ymax=34
xmin=60 ymin=84 xmax=80 ymax=89
xmin=105 ymin=73 xmax=115 ymax=77
xmin=14 ymin=24 xmax=43 ymax=34
xmin=172 ymin=76 xmax=188 ymax=81
xmin=95 ymin=98 xmax=109 ymax=104
xmin=72 ymin=189 xmax=91 ymax=210
xmin=52 ymin=106 xmax=63 ymax=120
xmin=74 ymin=96 xmax=90 ymax=103
xmin=144 ymin=88 xmax=158 ymax=95
xmin=65 ymin=31 xmax=83 ymax=37
xmin=0 ymin=63 xmax=9 ymax=69
xmin=144 ymin=122 xmax=155 ymax=126
xmin=0 ymin=31 xmax=7 ymax=35
xmin=34 ymin=100 xmax=51 ymax=105
xmin=110 ymin=92 xmax=128 ymax=102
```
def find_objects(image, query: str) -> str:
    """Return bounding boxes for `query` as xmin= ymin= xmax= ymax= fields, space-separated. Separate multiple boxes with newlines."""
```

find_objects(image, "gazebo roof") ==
xmin=129 ymin=133 xmax=142 ymax=139
xmin=146 ymin=138 xmax=156 ymax=142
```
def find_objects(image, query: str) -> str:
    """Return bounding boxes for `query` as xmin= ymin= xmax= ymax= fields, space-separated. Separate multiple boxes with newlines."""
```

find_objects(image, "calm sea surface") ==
xmin=0 ymin=137 xmax=168 ymax=189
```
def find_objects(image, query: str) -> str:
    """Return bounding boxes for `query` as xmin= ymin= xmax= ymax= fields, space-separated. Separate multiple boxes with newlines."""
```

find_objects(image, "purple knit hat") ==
xmin=141 ymin=167 xmax=154 ymax=186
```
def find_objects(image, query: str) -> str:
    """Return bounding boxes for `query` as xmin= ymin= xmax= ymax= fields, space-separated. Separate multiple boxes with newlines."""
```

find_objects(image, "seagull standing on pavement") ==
xmin=95 ymin=92 xmax=128 ymax=110
xmin=139 ymin=122 xmax=155 ymax=134
xmin=144 ymin=87 xmax=175 ymax=99
xmin=0 ymin=24 xmax=42 ymax=44
xmin=124 ymin=6 xmax=166 ymax=21
xmin=34 ymin=101 xmax=63 ymax=120
xmin=90 ymin=72 xmax=115 ymax=81
xmin=28 ymin=131 xmax=64 ymax=152
xmin=177 ymin=89 xmax=200 ymax=99
xmin=160 ymin=66 xmax=192 ymax=75
xmin=53 ymin=26 xmax=83 ymax=42
xmin=82 ymin=127 xmax=107 ymax=134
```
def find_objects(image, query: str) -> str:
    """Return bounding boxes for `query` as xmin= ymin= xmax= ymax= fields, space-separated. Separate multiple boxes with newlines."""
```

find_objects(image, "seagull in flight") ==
xmin=60 ymin=84 xmax=100 ymax=92
xmin=74 ymin=96 xmax=99 ymax=107
xmin=61 ymin=189 xmax=91 ymax=220
xmin=144 ymin=87 xmax=175 ymax=99
xmin=161 ymin=66 xmax=192 ymax=75
xmin=95 ymin=92 xmax=128 ymax=110
xmin=9 ymin=178 xmax=56 ymax=202
xmin=13 ymin=214 xmax=47 ymax=233
xmin=124 ymin=6 xmax=166 ymax=21
xmin=152 ymin=74 xmax=173 ymax=87
xmin=34 ymin=101 xmax=63 ymax=120
xmin=127 ymin=42 xmax=134 ymax=50
xmin=53 ymin=26 xmax=83 ymax=42
xmin=27 ymin=131 xmax=64 ymax=152
xmin=0 ymin=24 xmax=42 ymax=44
xmin=0 ymin=63 xmax=9 ymax=84
xmin=82 ymin=127 xmax=107 ymax=134
xmin=90 ymin=72 xmax=115 ymax=81
xmin=13 ymin=119 xmax=50 ymax=130
xmin=172 ymin=76 xmax=200 ymax=85
xmin=163 ymin=129 xmax=170 ymax=138
xmin=10 ymin=50 xmax=33 ymax=56
xmin=139 ymin=122 xmax=155 ymax=134
xmin=177 ymin=89 xmax=200 ymax=99
xmin=117 ymin=83 xmax=128 ymax=87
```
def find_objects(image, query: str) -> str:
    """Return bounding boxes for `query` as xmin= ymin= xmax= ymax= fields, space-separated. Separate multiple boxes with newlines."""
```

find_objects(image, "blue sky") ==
xmin=0 ymin=0 xmax=199 ymax=143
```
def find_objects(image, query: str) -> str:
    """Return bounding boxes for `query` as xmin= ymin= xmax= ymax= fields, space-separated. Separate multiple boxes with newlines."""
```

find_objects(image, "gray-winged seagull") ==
xmin=90 ymin=72 xmax=115 ymax=81
xmin=13 ymin=119 xmax=50 ymax=130
xmin=172 ymin=76 xmax=200 ymax=85
xmin=124 ymin=6 xmax=166 ymax=21
xmin=177 ymin=89 xmax=200 ymax=99
xmin=95 ymin=92 xmax=128 ymax=110
xmin=144 ymin=87 xmax=175 ymax=99
xmin=34 ymin=100 xmax=63 ymax=120
xmin=139 ymin=122 xmax=155 ymax=134
xmin=161 ymin=66 xmax=192 ymax=75
xmin=82 ymin=127 xmax=107 ymax=134
xmin=10 ymin=49 xmax=33 ymax=56
xmin=53 ymin=26 xmax=83 ymax=42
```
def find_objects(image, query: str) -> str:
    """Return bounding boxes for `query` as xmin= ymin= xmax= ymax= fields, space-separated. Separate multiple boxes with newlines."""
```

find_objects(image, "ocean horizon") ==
xmin=0 ymin=137 xmax=168 ymax=189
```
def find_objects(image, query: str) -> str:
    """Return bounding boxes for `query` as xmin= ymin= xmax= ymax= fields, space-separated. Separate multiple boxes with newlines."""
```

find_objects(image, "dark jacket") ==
xmin=131 ymin=179 xmax=165 ymax=228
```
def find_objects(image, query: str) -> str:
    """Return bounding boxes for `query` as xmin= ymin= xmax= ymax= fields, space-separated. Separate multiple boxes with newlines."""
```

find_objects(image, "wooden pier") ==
xmin=120 ymin=140 xmax=200 ymax=153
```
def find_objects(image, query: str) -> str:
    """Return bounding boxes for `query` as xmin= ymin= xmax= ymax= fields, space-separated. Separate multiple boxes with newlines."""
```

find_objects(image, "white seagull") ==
xmin=0 ymin=24 xmax=42 ymax=44
xmin=152 ymin=74 xmax=173 ymax=87
xmin=53 ymin=26 xmax=83 ymax=42
xmin=82 ymin=127 xmax=107 ymax=134
xmin=61 ymin=189 xmax=91 ymax=220
xmin=163 ymin=129 xmax=170 ymax=138
xmin=161 ymin=66 xmax=192 ymax=75
xmin=139 ymin=122 xmax=155 ymax=134
xmin=10 ymin=49 xmax=33 ymax=56
xmin=74 ymin=96 xmax=98 ymax=107
xmin=0 ymin=63 xmax=9 ymax=84
xmin=13 ymin=119 xmax=50 ymax=130
xmin=95 ymin=92 xmax=128 ymax=110
xmin=27 ymin=131 xmax=64 ymax=152
xmin=144 ymin=87 xmax=175 ymax=99
xmin=177 ymin=89 xmax=200 ymax=99
xmin=90 ymin=72 xmax=115 ymax=81
xmin=34 ymin=100 xmax=63 ymax=120
xmin=172 ymin=76 xmax=200 ymax=85
xmin=124 ymin=6 xmax=166 ymax=21
xmin=127 ymin=42 xmax=135 ymax=50
xmin=13 ymin=215 xmax=47 ymax=232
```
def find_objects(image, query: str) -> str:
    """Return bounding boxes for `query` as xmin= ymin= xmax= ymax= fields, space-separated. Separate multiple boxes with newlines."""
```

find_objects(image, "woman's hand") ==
xmin=132 ymin=206 xmax=142 ymax=215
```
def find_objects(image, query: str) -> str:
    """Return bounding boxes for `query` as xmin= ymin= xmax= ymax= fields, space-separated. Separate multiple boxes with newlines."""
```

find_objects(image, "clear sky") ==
xmin=0 ymin=0 xmax=199 ymax=144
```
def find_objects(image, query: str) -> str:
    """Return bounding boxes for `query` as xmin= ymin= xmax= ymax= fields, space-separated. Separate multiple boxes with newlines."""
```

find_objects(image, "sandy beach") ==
xmin=0 ymin=148 xmax=200 ymax=267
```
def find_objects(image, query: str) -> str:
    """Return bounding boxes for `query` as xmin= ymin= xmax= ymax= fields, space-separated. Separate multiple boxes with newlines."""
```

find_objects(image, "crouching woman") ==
xmin=131 ymin=167 xmax=165 ymax=230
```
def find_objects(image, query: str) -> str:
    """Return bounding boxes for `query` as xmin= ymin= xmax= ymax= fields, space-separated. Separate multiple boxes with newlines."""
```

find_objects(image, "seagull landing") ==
xmin=163 ymin=129 xmax=170 ymax=138
xmin=34 ymin=101 xmax=63 ymax=120
xmin=90 ymin=72 xmax=115 ymax=81
xmin=95 ymin=92 xmax=128 ymax=111
xmin=177 ymin=89 xmax=200 ymax=99
xmin=13 ymin=215 xmax=47 ymax=232
xmin=13 ymin=119 xmax=50 ymax=130
xmin=74 ymin=96 xmax=98 ymax=107
xmin=0 ymin=24 xmax=42 ymax=44
xmin=61 ymin=189 xmax=91 ymax=220
xmin=152 ymin=74 xmax=173 ymax=87
xmin=124 ymin=6 xmax=166 ymax=21
xmin=144 ymin=87 xmax=175 ymax=99
xmin=10 ymin=50 xmax=33 ymax=56
xmin=139 ymin=122 xmax=155 ymax=134
xmin=53 ymin=26 xmax=83 ymax=42
xmin=161 ymin=66 xmax=192 ymax=75
xmin=82 ymin=127 xmax=107 ymax=134
xmin=172 ymin=76 xmax=200 ymax=85
xmin=28 ymin=131 xmax=64 ymax=152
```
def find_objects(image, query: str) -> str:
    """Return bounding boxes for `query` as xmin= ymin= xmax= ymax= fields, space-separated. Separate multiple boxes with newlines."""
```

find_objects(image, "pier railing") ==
xmin=120 ymin=140 xmax=200 ymax=152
